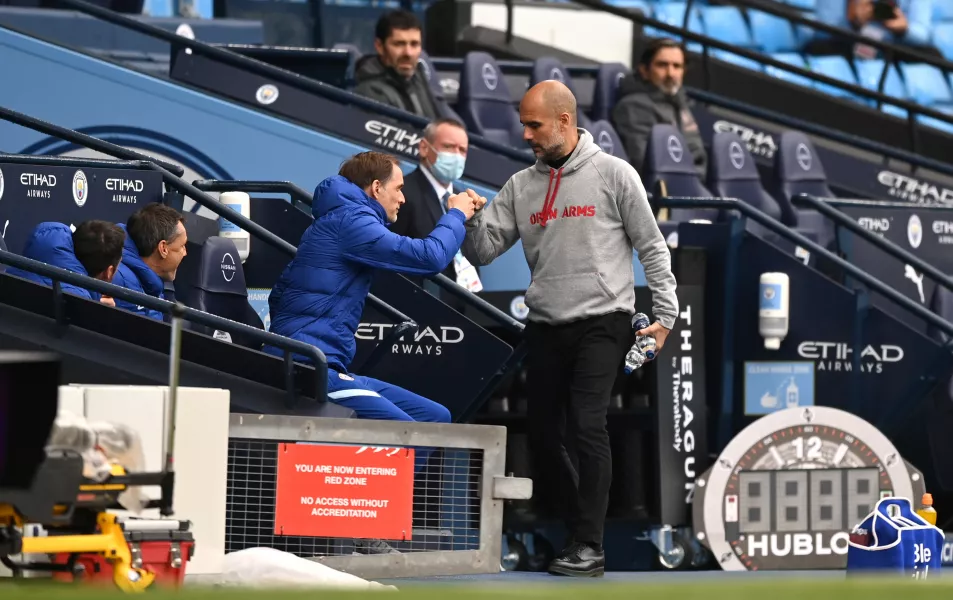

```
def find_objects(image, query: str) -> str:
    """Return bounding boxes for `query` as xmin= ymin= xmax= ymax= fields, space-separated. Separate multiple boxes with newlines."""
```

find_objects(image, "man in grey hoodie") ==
xmin=462 ymin=81 xmax=678 ymax=577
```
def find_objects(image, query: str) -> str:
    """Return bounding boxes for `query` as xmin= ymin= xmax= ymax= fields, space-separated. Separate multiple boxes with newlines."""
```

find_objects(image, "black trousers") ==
xmin=525 ymin=311 xmax=634 ymax=547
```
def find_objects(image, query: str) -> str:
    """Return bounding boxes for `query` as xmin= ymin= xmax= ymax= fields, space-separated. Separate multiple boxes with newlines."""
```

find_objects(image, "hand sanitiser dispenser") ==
xmin=759 ymin=272 xmax=790 ymax=350
xmin=219 ymin=191 xmax=250 ymax=263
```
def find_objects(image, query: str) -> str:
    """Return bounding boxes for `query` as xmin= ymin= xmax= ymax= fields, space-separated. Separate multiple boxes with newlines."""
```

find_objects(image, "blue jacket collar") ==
xmin=313 ymin=175 xmax=388 ymax=224
xmin=116 ymin=224 xmax=164 ymax=297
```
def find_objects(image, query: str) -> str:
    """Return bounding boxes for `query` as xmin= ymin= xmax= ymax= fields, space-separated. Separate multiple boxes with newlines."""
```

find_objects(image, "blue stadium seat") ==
xmin=934 ymin=23 xmax=953 ymax=61
xmin=420 ymin=51 xmax=463 ymax=123
xmin=766 ymin=52 xmax=814 ymax=87
xmin=589 ymin=120 xmax=628 ymax=161
xmin=934 ymin=2 xmax=953 ymax=21
xmin=749 ymin=10 xmax=799 ymax=53
xmin=708 ymin=131 xmax=784 ymax=222
xmin=530 ymin=57 xmax=591 ymax=128
xmin=183 ymin=237 xmax=264 ymax=350
xmin=590 ymin=62 xmax=630 ymax=122
xmin=456 ymin=52 xmax=523 ymax=147
xmin=710 ymin=49 xmax=765 ymax=72
xmin=780 ymin=0 xmax=816 ymax=9
xmin=806 ymin=56 xmax=862 ymax=101
xmin=854 ymin=59 xmax=908 ymax=101
xmin=772 ymin=131 xmax=837 ymax=248
xmin=643 ymin=125 xmax=719 ymax=223
xmin=899 ymin=63 xmax=953 ymax=110
xmin=644 ymin=3 xmax=703 ymax=40
xmin=700 ymin=6 xmax=755 ymax=49
xmin=919 ymin=107 xmax=953 ymax=135
xmin=606 ymin=0 xmax=651 ymax=10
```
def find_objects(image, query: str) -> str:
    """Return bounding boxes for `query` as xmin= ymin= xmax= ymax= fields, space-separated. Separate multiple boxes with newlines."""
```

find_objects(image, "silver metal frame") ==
xmin=228 ymin=413 xmax=531 ymax=580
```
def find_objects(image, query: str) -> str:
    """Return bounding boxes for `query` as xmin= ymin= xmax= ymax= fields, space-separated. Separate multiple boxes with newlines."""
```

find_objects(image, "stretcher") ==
xmin=0 ymin=303 xmax=188 ymax=591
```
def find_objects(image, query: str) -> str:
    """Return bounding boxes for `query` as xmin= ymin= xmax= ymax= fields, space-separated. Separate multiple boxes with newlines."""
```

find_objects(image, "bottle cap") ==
xmin=764 ymin=337 xmax=781 ymax=350
xmin=922 ymin=493 xmax=933 ymax=506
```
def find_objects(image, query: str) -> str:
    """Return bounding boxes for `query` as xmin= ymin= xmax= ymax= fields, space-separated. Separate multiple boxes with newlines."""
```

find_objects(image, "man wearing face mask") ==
xmin=611 ymin=38 xmax=707 ymax=177
xmin=462 ymin=81 xmax=678 ymax=577
xmin=392 ymin=118 xmax=482 ymax=293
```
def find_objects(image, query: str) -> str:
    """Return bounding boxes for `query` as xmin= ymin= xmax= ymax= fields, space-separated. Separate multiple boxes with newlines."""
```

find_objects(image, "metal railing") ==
xmin=193 ymin=179 xmax=314 ymax=209
xmin=563 ymin=0 xmax=953 ymax=131
xmin=793 ymin=194 xmax=953 ymax=297
xmin=38 ymin=0 xmax=532 ymax=165
xmin=656 ymin=195 xmax=953 ymax=447
xmin=0 ymin=249 xmax=329 ymax=407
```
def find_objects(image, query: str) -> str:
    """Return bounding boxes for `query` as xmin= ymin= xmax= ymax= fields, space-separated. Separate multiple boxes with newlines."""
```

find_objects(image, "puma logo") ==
xmin=904 ymin=264 xmax=925 ymax=304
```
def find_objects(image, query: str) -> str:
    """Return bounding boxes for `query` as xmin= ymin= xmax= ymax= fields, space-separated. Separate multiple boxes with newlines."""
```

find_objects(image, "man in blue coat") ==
xmin=112 ymin=203 xmax=188 ymax=321
xmin=266 ymin=151 xmax=479 ymax=423
xmin=8 ymin=221 xmax=125 ymax=305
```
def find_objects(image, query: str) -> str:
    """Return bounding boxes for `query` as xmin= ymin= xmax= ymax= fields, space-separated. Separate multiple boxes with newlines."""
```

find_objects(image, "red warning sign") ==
xmin=273 ymin=443 xmax=415 ymax=541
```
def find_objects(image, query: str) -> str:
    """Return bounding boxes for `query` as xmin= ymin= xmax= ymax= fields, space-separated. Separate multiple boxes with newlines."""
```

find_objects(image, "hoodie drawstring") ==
xmin=540 ymin=167 xmax=564 ymax=227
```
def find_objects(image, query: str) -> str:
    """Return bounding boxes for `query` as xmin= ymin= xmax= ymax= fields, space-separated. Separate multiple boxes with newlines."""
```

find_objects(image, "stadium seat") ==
xmin=591 ymin=62 xmax=630 ymax=122
xmin=749 ymin=10 xmax=799 ymax=54
xmin=934 ymin=2 xmax=953 ymax=22
xmin=456 ymin=52 xmax=523 ymax=147
xmin=780 ymin=0 xmax=816 ymax=9
xmin=529 ymin=57 xmax=591 ymax=128
xmin=644 ymin=3 xmax=703 ymax=40
xmin=643 ymin=125 xmax=719 ymax=224
xmin=182 ymin=237 xmax=264 ymax=350
xmin=806 ymin=56 xmax=862 ymax=101
xmin=420 ymin=51 xmax=463 ymax=123
xmin=934 ymin=23 xmax=953 ymax=61
xmin=708 ymin=131 xmax=784 ymax=222
xmin=919 ymin=107 xmax=953 ymax=135
xmin=766 ymin=52 xmax=814 ymax=88
xmin=700 ymin=6 xmax=756 ymax=50
xmin=771 ymin=131 xmax=837 ymax=249
xmin=710 ymin=49 xmax=765 ymax=72
xmin=854 ymin=59 xmax=908 ymax=101
xmin=899 ymin=63 xmax=953 ymax=111
xmin=589 ymin=120 xmax=628 ymax=161
xmin=605 ymin=0 xmax=651 ymax=11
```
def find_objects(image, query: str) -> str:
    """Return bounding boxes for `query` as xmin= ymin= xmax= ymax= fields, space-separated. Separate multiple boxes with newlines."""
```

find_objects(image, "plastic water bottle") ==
xmin=624 ymin=313 xmax=657 ymax=374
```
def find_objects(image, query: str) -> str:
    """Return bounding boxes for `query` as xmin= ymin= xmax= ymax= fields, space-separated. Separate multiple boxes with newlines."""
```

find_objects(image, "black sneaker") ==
xmin=353 ymin=538 xmax=400 ymax=555
xmin=547 ymin=542 xmax=605 ymax=577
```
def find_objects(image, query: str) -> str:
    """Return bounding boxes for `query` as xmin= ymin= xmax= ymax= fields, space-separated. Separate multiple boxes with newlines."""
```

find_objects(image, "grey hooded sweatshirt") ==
xmin=461 ymin=129 xmax=679 ymax=329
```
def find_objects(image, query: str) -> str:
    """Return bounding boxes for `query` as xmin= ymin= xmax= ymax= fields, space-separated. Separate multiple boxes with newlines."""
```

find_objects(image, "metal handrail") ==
xmin=195 ymin=178 xmax=525 ymax=334
xmin=193 ymin=179 xmax=313 ymax=208
xmin=0 ymin=249 xmax=329 ymax=405
xmin=655 ymin=196 xmax=953 ymax=338
xmin=711 ymin=0 xmax=953 ymax=74
xmin=797 ymin=197 xmax=953 ymax=212
xmin=0 ymin=155 xmax=154 ymax=171
xmin=46 ymin=0 xmax=533 ymax=165
xmin=793 ymin=194 xmax=953 ymax=297
xmin=566 ymin=0 xmax=953 ymax=127
xmin=687 ymin=88 xmax=953 ymax=180
xmin=0 ymin=105 xmax=184 ymax=177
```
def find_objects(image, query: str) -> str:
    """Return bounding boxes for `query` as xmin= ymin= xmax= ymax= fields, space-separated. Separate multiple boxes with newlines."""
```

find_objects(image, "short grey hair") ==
xmin=423 ymin=118 xmax=467 ymax=142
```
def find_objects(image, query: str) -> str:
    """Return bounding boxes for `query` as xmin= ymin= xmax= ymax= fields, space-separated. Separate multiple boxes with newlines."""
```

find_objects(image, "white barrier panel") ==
xmin=60 ymin=385 xmax=230 ymax=576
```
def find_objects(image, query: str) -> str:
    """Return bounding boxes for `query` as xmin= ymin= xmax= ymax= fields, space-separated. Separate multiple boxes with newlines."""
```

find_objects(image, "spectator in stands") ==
xmin=462 ymin=80 xmax=678 ymax=577
xmin=391 ymin=117 xmax=482 ymax=293
xmin=808 ymin=0 xmax=937 ymax=58
xmin=265 ymin=151 xmax=480 ymax=427
xmin=8 ymin=221 xmax=125 ymax=306
xmin=353 ymin=10 xmax=441 ymax=119
xmin=611 ymin=38 xmax=707 ymax=177
xmin=112 ymin=204 xmax=187 ymax=321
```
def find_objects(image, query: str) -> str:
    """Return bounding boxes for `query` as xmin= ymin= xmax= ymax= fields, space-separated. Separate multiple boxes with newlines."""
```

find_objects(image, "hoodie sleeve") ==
xmin=461 ymin=179 xmax=521 ymax=266
xmin=615 ymin=162 xmax=679 ymax=330
xmin=340 ymin=207 xmax=467 ymax=274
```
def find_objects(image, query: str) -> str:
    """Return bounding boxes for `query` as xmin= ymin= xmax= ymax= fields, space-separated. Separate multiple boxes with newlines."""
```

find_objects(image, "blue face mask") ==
xmin=430 ymin=151 xmax=466 ymax=183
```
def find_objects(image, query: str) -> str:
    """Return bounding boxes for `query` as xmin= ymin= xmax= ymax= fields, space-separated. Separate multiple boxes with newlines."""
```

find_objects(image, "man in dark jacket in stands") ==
xmin=353 ymin=10 xmax=441 ymax=119
xmin=112 ymin=203 xmax=187 ymax=321
xmin=265 ymin=151 xmax=479 ymax=424
xmin=8 ymin=220 xmax=125 ymax=305
xmin=611 ymin=38 xmax=707 ymax=176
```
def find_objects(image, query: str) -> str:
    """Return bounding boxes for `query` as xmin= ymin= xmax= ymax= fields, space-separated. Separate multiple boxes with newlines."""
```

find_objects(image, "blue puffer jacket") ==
xmin=111 ymin=224 xmax=165 ymax=321
xmin=7 ymin=222 xmax=102 ymax=302
xmin=264 ymin=175 xmax=466 ymax=371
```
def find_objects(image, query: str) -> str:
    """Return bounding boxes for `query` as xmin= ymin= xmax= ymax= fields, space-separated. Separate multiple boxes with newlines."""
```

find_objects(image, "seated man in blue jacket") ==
xmin=112 ymin=203 xmax=188 ymax=321
xmin=8 ymin=220 xmax=125 ymax=305
xmin=265 ymin=151 xmax=479 ymax=423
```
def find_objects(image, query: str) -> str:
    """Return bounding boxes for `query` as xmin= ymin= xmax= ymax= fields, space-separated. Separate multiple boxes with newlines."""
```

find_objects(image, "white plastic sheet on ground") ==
xmin=218 ymin=547 xmax=398 ymax=590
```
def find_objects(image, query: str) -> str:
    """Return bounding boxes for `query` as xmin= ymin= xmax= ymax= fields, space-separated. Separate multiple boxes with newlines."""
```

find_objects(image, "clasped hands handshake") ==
xmin=447 ymin=189 xmax=487 ymax=220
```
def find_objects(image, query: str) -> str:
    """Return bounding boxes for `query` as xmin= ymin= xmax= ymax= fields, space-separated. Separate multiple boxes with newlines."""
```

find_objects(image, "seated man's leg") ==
xmin=327 ymin=372 xmax=416 ymax=421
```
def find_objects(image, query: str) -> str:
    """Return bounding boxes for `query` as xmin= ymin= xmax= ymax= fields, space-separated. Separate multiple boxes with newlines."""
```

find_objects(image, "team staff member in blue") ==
xmin=265 ymin=151 xmax=480 ymax=423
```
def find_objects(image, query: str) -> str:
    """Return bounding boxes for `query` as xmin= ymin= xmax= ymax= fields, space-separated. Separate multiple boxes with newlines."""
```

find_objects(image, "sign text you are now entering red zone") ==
xmin=273 ymin=443 xmax=415 ymax=541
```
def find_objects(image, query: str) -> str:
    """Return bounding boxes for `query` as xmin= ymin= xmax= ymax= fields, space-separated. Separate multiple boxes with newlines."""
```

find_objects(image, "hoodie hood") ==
xmin=617 ymin=73 xmax=687 ymax=106
xmin=533 ymin=128 xmax=602 ymax=175
xmin=116 ymin=223 xmax=164 ymax=298
xmin=22 ymin=222 xmax=89 ymax=277
xmin=313 ymin=175 xmax=388 ymax=223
